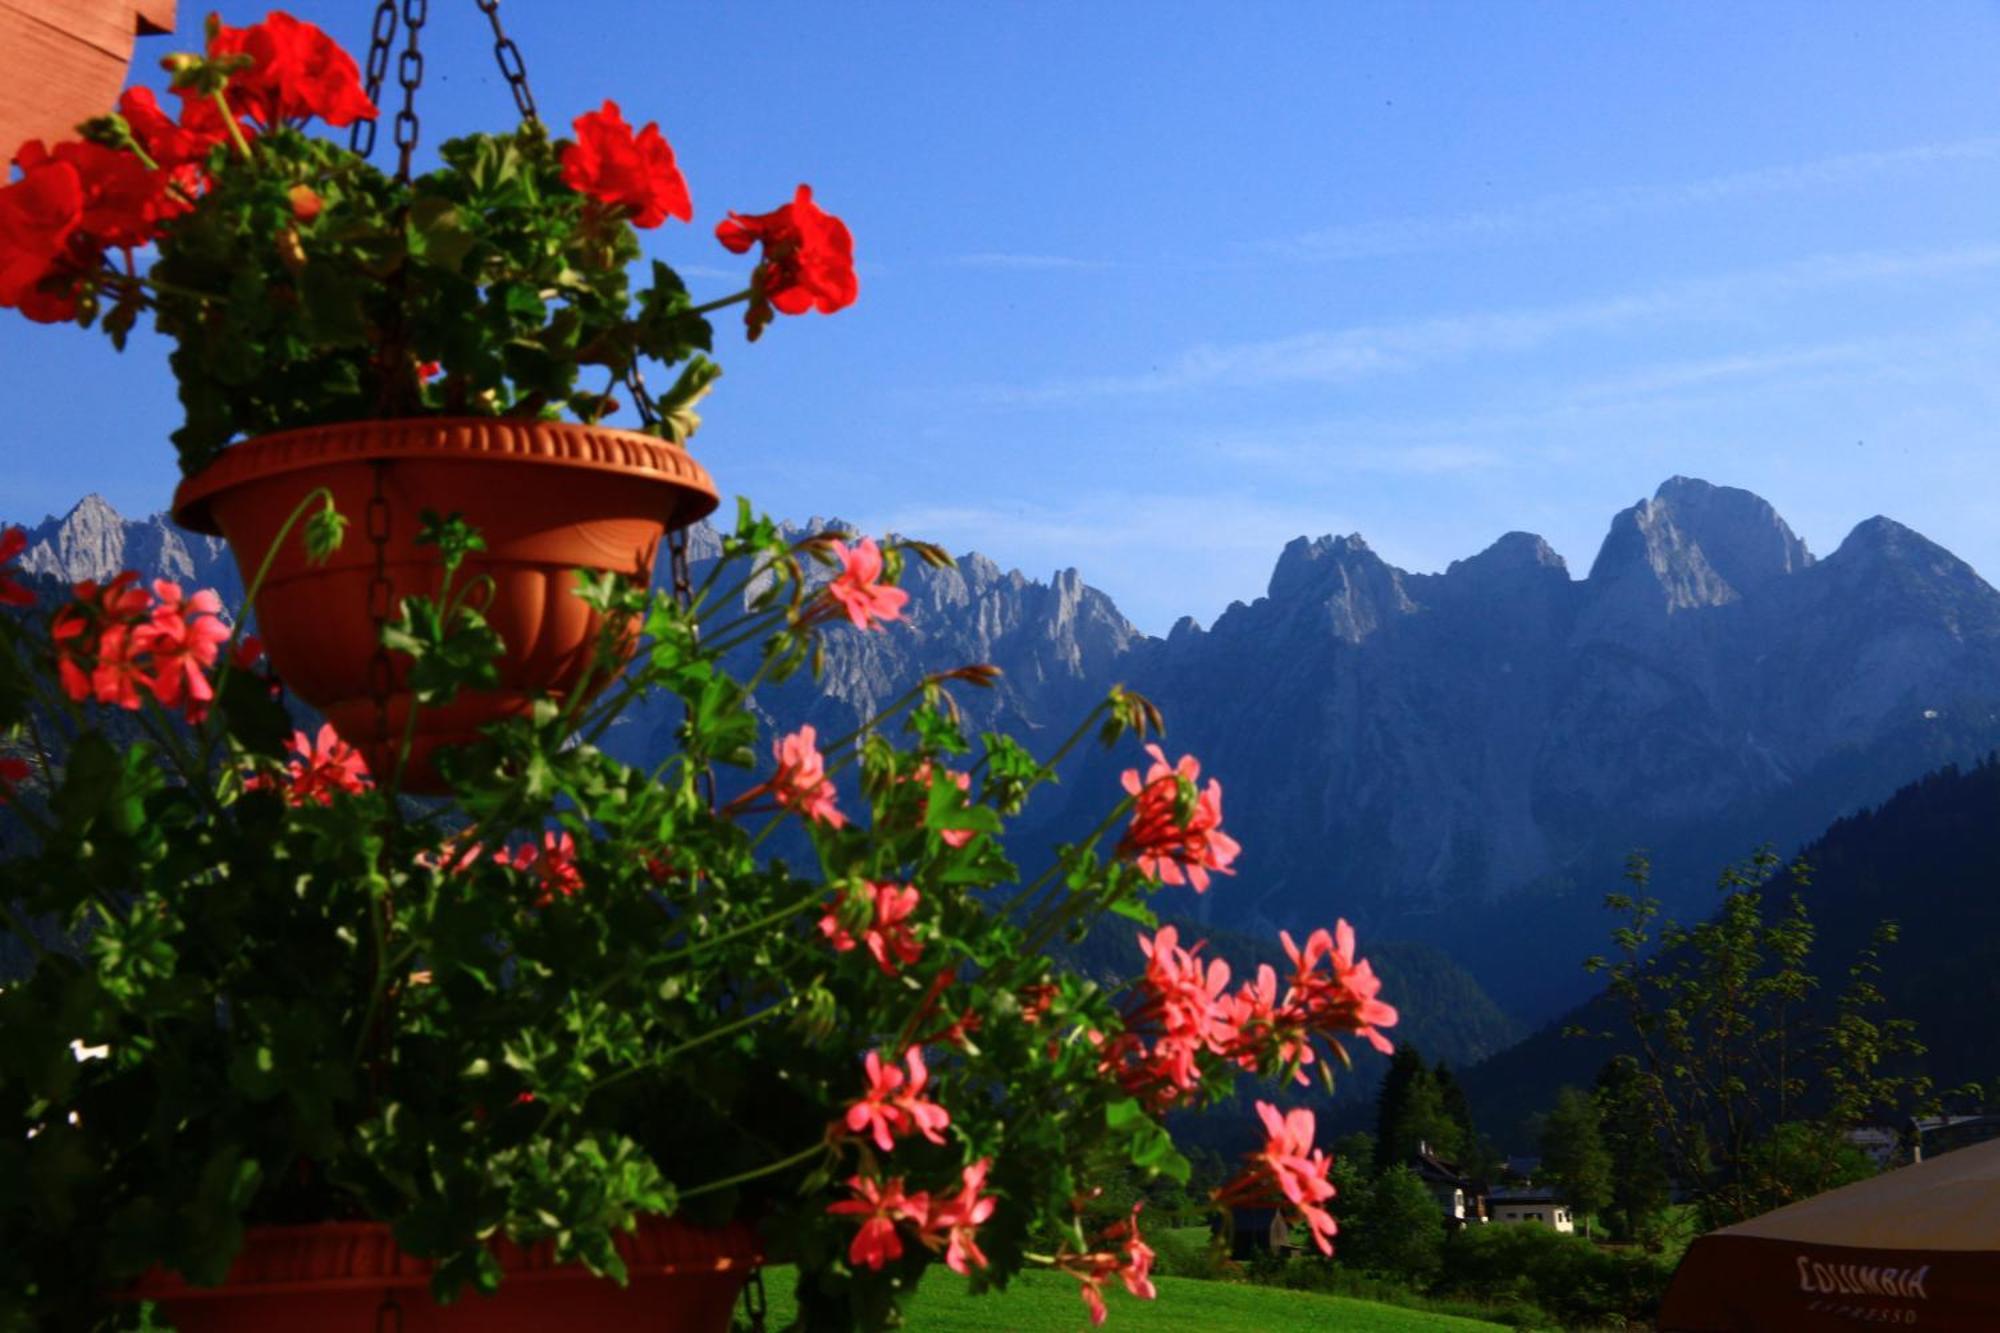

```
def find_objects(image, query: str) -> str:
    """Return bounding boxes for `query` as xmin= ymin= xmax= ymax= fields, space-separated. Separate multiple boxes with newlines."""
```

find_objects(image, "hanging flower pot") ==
xmin=128 ymin=1217 xmax=761 ymax=1333
xmin=172 ymin=417 xmax=718 ymax=790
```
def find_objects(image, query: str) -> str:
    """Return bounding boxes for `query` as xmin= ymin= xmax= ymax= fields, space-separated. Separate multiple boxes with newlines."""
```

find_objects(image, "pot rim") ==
xmin=171 ymin=417 xmax=720 ymax=537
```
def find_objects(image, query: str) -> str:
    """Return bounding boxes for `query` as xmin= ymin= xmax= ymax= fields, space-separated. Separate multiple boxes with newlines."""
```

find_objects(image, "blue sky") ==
xmin=6 ymin=1 xmax=2000 ymax=633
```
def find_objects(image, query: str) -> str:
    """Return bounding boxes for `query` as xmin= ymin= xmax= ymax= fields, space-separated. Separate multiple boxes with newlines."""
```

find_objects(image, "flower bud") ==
xmin=274 ymin=227 xmax=306 ymax=274
xmin=288 ymin=185 xmax=323 ymax=223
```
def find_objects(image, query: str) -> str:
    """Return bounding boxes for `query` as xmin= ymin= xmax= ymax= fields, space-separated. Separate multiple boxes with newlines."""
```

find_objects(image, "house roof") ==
xmin=1487 ymin=1187 xmax=1566 ymax=1206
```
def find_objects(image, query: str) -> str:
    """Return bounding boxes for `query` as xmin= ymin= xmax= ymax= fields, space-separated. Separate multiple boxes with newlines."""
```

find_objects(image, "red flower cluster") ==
xmin=206 ymin=11 xmax=378 ymax=130
xmin=825 ymin=1159 xmax=999 ymax=1275
xmin=251 ymin=724 xmax=371 ymax=806
xmin=561 ymin=101 xmax=691 ymax=230
xmin=0 ymin=527 xmax=34 ymax=607
xmin=1099 ymin=921 xmax=1398 ymax=1110
xmin=840 ymin=1047 xmax=951 ymax=1152
xmin=816 ymin=537 xmax=908 ymax=632
xmin=1212 ymin=1101 xmax=1338 ymax=1255
xmin=1054 ymin=1203 xmax=1159 ymax=1326
xmin=715 ymin=185 xmax=857 ymax=340
xmin=1113 ymin=745 xmax=1240 ymax=892
xmin=819 ymin=880 xmax=924 ymax=975
xmin=0 ymin=11 xmax=371 ymax=324
xmin=50 ymin=574 xmax=233 ymax=719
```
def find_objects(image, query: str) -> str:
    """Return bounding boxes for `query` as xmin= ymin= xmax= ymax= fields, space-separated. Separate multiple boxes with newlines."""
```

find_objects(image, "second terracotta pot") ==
xmin=172 ymin=417 xmax=719 ymax=792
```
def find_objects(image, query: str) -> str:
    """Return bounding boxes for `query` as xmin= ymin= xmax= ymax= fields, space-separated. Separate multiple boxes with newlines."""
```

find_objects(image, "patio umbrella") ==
xmin=1659 ymin=1134 xmax=2000 ymax=1331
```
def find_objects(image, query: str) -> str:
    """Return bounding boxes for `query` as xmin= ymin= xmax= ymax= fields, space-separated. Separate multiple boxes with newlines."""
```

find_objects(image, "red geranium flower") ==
xmin=0 ymin=755 xmax=31 ymax=804
xmin=207 ymin=11 xmax=379 ymax=130
xmin=561 ymin=100 xmax=692 ymax=230
xmin=0 ymin=527 xmax=34 ymax=607
xmin=0 ymin=149 xmax=86 ymax=317
xmin=715 ymin=184 xmax=856 ymax=340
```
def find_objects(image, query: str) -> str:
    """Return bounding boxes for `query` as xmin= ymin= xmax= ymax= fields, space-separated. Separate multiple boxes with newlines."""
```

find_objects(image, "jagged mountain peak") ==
xmin=1266 ymin=532 xmax=1383 ymax=601
xmin=1445 ymin=530 xmax=1569 ymax=584
xmin=1584 ymin=476 xmax=1811 ymax=620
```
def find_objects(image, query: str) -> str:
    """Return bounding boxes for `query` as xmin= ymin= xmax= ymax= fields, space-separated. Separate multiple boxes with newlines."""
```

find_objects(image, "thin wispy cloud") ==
xmin=943 ymin=252 xmax=1109 ymax=271
xmin=974 ymin=243 xmax=2000 ymax=406
xmin=1275 ymin=137 xmax=2000 ymax=261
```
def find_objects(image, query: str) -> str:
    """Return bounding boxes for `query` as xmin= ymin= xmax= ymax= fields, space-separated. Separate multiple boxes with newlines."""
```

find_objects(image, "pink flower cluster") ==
xmin=839 ymin=1047 xmax=951 ymax=1152
xmin=1055 ymin=1203 xmax=1159 ymax=1325
xmin=826 ymin=1158 xmax=998 ymax=1275
xmin=817 ymin=537 xmax=907 ymax=632
xmin=819 ymin=880 xmax=924 ymax=975
xmin=1113 ymin=745 xmax=1240 ymax=892
xmin=0 ymin=527 xmax=33 ymax=608
xmin=1097 ymin=920 xmax=1397 ymax=1111
xmin=49 ymin=572 xmax=240 ymax=721
xmin=1212 ymin=1102 xmax=1339 ymax=1255
xmin=250 ymin=724 xmax=372 ymax=806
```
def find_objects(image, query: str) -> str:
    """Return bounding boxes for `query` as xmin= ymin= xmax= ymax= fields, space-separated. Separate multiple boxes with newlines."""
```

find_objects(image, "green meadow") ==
xmin=752 ymin=1266 xmax=1509 ymax=1332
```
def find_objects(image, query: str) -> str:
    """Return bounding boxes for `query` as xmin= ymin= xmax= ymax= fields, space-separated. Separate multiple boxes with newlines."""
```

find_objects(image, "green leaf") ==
xmin=299 ymin=263 xmax=370 ymax=346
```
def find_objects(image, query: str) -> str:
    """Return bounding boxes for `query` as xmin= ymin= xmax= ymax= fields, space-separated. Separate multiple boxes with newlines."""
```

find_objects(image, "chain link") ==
xmin=375 ymin=1295 xmax=404 ymax=1333
xmin=350 ymin=1 xmax=398 ymax=158
xmin=367 ymin=463 xmax=396 ymax=749
xmin=473 ymin=0 xmax=539 ymax=125
xmin=393 ymin=0 xmax=429 ymax=181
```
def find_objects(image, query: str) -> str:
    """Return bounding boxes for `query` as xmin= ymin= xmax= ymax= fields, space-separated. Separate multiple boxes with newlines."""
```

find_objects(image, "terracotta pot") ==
xmin=129 ymin=1216 xmax=762 ymax=1333
xmin=0 ymin=2 xmax=176 ymax=161
xmin=171 ymin=418 xmax=718 ymax=792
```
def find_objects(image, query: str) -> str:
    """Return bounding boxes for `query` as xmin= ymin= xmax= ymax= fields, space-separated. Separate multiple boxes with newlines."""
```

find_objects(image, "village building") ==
xmin=1484 ymin=1185 xmax=1576 ymax=1232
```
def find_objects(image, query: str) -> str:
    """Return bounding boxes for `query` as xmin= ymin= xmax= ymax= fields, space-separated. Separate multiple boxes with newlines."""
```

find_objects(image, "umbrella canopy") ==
xmin=1659 ymin=1135 xmax=2000 ymax=1331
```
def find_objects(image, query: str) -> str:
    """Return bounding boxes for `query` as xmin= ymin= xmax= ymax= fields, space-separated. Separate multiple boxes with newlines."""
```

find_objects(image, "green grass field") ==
xmin=751 ymin=1265 xmax=1509 ymax=1331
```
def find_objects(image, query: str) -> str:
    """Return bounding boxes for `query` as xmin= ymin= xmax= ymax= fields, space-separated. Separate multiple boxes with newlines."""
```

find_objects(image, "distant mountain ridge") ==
xmin=15 ymin=476 xmax=2000 ymax=1026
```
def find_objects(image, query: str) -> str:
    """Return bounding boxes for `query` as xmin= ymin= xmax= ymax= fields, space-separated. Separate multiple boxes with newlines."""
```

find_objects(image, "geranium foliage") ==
xmin=0 ymin=500 xmax=1397 ymax=1331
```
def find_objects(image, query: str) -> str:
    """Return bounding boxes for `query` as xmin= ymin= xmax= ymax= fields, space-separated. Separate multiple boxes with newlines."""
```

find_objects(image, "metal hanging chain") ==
xmin=392 ymin=0 xmax=429 ymax=182
xmin=349 ymin=0 xmax=398 ymax=158
xmin=473 ymin=0 xmax=539 ymax=126
xmin=375 ymin=1295 xmax=405 ymax=1333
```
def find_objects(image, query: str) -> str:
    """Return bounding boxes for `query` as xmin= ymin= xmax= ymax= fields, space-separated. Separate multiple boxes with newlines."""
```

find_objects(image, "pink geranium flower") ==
xmin=1114 ymin=745 xmax=1240 ymax=892
xmin=825 ymin=1175 xmax=929 ymax=1270
xmin=822 ymin=537 xmax=908 ymax=632
xmin=820 ymin=881 xmax=925 ymax=975
xmin=144 ymin=580 xmax=231 ymax=713
xmin=922 ymin=1158 xmax=998 ymax=1275
xmin=735 ymin=724 xmax=845 ymax=828
xmin=1211 ymin=1100 xmax=1339 ymax=1255
xmin=278 ymin=724 xmax=373 ymax=806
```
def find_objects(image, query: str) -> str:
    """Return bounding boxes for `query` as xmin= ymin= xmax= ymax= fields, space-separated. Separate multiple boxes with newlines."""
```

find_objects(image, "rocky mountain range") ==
xmin=13 ymin=475 xmax=2000 ymax=1027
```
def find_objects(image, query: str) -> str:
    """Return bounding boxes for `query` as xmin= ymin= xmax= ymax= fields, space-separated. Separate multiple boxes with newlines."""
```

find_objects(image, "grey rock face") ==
xmin=9 ymin=495 xmax=238 ymax=599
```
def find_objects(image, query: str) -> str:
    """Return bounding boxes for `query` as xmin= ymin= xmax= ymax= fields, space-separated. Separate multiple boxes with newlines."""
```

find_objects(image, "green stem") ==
xmin=584 ymin=1000 xmax=791 ymax=1101
xmin=647 ymin=893 xmax=823 ymax=972
xmin=678 ymin=1140 xmax=825 ymax=1203
xmin=686 ymin=287 xmax=755 ymax=319
xmin=211 ymin=92 xmax=253 ymax=161
xmin=199 ymin=487 xmax=338 ymax=771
